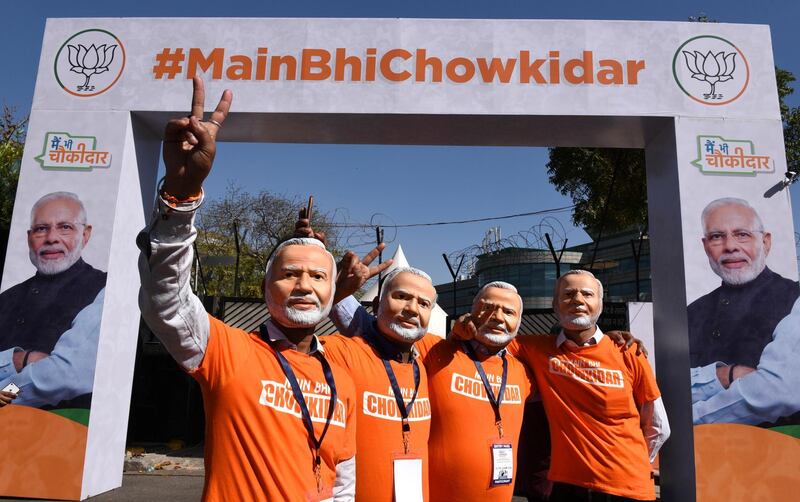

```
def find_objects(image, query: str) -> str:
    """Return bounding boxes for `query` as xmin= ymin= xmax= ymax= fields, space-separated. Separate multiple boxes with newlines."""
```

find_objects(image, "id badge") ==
xmin=392 ymin=451 xmax=423 ymax=502
xmin=490 ymin=442 xmax=514 ymax=486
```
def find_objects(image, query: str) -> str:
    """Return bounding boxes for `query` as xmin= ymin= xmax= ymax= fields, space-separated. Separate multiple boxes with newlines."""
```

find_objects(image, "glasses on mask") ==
xmin=704 ymin=229 xmax=762 ymax=246
xmin=29 ymin=222 xmax=85 ymax=237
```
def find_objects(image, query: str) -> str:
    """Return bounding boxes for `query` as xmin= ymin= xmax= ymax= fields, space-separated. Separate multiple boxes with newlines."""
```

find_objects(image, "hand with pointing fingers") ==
xmin=334 ymin=244 xmax=394 ymax=304
xmin=292 ymin=209 xmax=394 ymax=303
xmin=448 ymin=305 xmax=495 ymax=342
xmin=162 ymin=76 xmax=233 ymax=199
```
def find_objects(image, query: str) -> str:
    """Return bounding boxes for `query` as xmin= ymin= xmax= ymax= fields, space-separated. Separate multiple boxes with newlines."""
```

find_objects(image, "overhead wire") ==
xmin=326 ymin=204 xmax=576 ymax=229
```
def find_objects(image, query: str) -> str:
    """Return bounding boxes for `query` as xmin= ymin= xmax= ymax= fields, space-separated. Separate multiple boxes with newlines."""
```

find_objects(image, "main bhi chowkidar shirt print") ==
xmin=423 ymin=339 xmax=535 ymax=502
xmin=321 ymin=333 xmax=434 ymax=502
xmin=510 ymin=334 xmax=660 ymax=501
xmin=192 ymin=316 xmax=357 ymax=502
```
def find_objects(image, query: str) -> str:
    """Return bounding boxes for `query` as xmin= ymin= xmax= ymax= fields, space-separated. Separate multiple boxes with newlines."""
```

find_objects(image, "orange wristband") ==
xmin=160 ymin=189 xmax=203 ymax=208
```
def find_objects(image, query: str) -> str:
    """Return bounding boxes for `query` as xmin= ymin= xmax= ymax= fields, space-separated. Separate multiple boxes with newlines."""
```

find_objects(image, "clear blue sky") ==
xmin=5 ymin=1 xmax=800 ymax=284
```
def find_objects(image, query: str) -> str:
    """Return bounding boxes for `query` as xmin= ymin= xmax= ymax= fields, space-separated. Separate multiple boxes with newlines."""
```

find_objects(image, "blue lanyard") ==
xmin=366 ymin=328 xmax=421 ymax=453
xmin=382 ymin=358 xmax=420 ymax=454
xmin=262 ymin=326 xmax=337 ymax=492
xmin=463 ymin=341 xmax=508 ymax=438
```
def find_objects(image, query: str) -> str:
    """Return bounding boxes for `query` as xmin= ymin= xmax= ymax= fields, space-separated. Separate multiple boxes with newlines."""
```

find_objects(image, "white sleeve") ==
xmin=693 ymin=297 xmax=800 ymax=425
xmin=333 ymin=456 xmax=356 ymax=502
xmin=137 ymin=196 xmax=210 ymax=371
xmin=639 ymin=397 xmax=670 ymax=462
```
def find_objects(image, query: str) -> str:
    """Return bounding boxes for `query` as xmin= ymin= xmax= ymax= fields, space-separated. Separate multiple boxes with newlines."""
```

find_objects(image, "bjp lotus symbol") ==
xmin=54 ymin=29 xmax=126 ymax=97
xmin=67 ymin=43 xmax=118 ymax=92
xmin=673 ymin=36 xmax=748 ymax=106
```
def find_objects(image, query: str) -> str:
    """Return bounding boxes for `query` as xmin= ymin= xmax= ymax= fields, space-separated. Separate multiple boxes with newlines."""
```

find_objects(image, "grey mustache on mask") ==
xmin=397 ymin=316 xmax=420 ymax=326
xmin=286 ymin=294 xmax=321 ymax=308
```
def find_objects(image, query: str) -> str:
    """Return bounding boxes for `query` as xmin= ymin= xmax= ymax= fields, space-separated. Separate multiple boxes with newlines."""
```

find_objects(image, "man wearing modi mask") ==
xmin=300 ymin=203 xmax=647 ymax=502
xmin=329 ymin=279 xmax=537 ymax=502
xmin=450 ymin=270 xmax=667 ymax=501
xmin=422 ymin=281 xmax=536 ymax=502
xmin=137 ymin=77 xmax=357 ymax=501
xmin=301 ymin=204 xmax=534 ymax=502
xmin=321 ymin=265 xmax=439 ymax=502
xmin=511 ymin=270 xmax=668 ymax=501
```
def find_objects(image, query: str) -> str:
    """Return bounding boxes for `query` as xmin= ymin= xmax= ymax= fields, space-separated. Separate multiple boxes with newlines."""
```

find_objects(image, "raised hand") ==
xmin=449 ymin=313 xmax=478 ymax=341
xmin=334 ymin=244 xmax=394 ymax=304
xmin=162 ymin=77 xmax=233 ymax=199
xmin=294 ymin=208 xmax=327 ymax=245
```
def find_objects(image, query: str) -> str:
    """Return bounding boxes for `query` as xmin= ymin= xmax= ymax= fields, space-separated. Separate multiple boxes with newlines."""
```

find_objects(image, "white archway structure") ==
xmin=1 ymin=18 xmax=796 ymax=500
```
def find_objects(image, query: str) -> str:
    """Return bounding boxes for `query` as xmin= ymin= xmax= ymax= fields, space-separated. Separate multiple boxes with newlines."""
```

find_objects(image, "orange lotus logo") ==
xmin=54 ymin=29 xmax=126 ymax=97
xmin=672 ymin=35 xmax=749 ymax=106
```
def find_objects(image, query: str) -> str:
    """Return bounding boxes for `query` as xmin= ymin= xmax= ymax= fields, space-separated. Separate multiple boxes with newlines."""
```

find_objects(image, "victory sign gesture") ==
xmin=162 ymin=77 xmax=233 ymax=199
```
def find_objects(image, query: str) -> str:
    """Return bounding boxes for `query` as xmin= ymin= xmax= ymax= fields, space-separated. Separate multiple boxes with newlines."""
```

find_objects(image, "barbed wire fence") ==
xmin=321 ymin=206 xmax=575 ymax=287
xmin=443 ymin=216 xmax=571 ymax=280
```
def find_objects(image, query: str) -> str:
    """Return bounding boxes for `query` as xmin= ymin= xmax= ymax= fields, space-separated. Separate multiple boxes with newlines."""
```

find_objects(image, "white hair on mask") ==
xmin=472 ymin=281 xmax=523 ymax=346
xmin=552 ymin=269 xmax=604 ymax=302
xmin=378 ymin=266 xmax=437 ymax=304
xmin=30 ymin=191 xmax=87 ymax=226
xmin=375 ymin=266 xmax=436 ymax=343
xmin=264 ymin=238 xmax=337 ymax=284
xmin=552 ymin=270 xmax=604 ymax=329
xmin=701 ymin=197 xmax=764 ymax=234
xmin=263 ymin=238 xmax=337 ymax=328
xmin=472 ymin=281 xmax=523 ymax=313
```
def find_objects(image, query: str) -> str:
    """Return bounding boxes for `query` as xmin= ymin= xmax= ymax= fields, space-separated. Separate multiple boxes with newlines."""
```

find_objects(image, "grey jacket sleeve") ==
xmin=137 ymin=196 xmax=210 ymax=371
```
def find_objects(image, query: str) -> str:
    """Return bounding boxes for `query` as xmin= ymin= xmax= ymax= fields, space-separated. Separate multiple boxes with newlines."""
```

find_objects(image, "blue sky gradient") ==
xmin=4 ymin=1 xmax=800 ymax=283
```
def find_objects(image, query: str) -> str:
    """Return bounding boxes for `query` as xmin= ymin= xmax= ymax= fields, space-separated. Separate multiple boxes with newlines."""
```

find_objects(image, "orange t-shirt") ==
xmin=192 ymin=316 xmax=357 ymax=502
xmin=321 ymin=333 xmax=435 ymax=502
xmin=511 ymin=334 xmax=660 ymax=500
xmin=423 ymin=339 xmax=534 ymax=502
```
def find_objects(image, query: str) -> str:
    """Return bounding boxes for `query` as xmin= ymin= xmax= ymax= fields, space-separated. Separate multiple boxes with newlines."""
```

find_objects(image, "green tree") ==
xmin=777 ymin=68 xmax=800 ymax=172
xmin=548 ymin=12 xmax=800 ymax=236
xmin=547 ymin=67 xmax=800 ymax=235
xmin=546 ymin=148 xmax=647 ymax=236
xmin=0 ymin=106 xmax=28 ymax=278
xmin=194 ymin=183 xmax=341 ymax=297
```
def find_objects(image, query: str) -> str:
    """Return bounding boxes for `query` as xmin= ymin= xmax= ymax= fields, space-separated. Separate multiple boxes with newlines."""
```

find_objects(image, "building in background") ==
xmin=436 ymin=228 xmax=651 ymax=322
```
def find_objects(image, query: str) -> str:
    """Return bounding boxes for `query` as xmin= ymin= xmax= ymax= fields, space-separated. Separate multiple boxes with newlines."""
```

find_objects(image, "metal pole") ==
xmin=233 ymin=220 xmax=241 ymax=297
xmin=442 ymin=253 xmax=464 ymax=334
xmin=630 ymin=228 xmax=647 ymax=300
xmin=544 ymin=232 xmax=568 ymax=278
xmin=375 ymin=226 xmax=385 ymax=301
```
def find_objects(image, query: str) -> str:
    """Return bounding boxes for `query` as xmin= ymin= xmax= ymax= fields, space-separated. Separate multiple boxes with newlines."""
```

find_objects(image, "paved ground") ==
xmin=82 ymin=474 xmax=203 ymax=502
xmin=0 ymin=448 xmax=655 ymax=501
xmin=1 ymin=474 xmax=531 ymax=501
